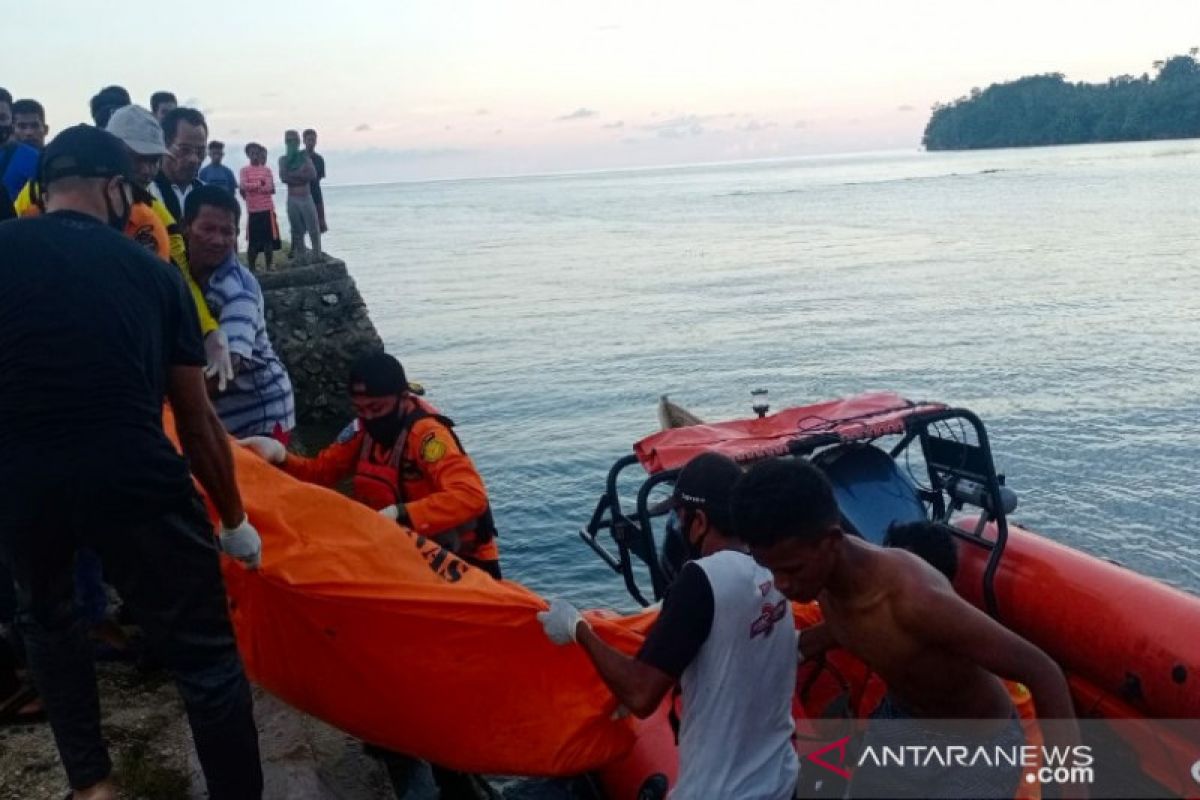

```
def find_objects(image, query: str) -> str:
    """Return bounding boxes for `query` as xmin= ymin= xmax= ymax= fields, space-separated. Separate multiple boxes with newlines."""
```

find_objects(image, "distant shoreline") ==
xmin=924 ymin=53 xmax=1200 ymax=151
xmin=924 ymin=134 xmax=1200 ymax=153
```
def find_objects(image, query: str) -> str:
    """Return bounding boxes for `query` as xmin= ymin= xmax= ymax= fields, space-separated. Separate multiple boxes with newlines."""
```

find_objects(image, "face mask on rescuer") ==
xmin=105 ymin=182 xmax=132 ymax=231
xmin=364 ymin=408 xmax=404 ymax=448
xmin=669 ymin=507 xmax=705 ymax=560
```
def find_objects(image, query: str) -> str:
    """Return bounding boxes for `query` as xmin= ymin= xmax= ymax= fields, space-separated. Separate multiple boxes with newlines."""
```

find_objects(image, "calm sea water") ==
xmin=316 ymin=141 xmax=1200 ymax=612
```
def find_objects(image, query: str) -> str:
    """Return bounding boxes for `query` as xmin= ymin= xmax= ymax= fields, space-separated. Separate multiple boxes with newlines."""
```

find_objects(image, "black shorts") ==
xmin=247 ymin=209 xmax=281 ymax=251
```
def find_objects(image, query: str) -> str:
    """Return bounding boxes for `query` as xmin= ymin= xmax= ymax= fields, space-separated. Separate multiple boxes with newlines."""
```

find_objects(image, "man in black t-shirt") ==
xmin=302 ymin=128 xmax=328 ymax=232
xmin=0 ymin=126 xmax=265 ymax=800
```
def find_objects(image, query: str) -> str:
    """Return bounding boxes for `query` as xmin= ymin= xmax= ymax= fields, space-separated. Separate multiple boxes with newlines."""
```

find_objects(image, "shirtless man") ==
xmin=278 ymin=130 xmax=320 ymax=262
xmin=731 ymin=458 xmax=1082 ymax=799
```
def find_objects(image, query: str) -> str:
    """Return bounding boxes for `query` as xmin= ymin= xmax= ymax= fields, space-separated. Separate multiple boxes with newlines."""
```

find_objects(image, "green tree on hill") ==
xmin=923 ymin=52 xmax=1200 ymax=150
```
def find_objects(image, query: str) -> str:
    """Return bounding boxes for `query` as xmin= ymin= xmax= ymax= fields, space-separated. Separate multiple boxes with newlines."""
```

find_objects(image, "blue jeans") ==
xmin=1 ymin=493 xmax=262 ymax=797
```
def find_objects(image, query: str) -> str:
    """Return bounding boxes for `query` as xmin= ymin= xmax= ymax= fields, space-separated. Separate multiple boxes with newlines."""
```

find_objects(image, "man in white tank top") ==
xmin=538 ymin=453 xmax=799 ymax=799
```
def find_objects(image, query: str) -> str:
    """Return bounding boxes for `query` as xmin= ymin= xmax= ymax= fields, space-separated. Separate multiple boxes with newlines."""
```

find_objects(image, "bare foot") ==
xmin=73 ymin=778 xmax=118 ymax=800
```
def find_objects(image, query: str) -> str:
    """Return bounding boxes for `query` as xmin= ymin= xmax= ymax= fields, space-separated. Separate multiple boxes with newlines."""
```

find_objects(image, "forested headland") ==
xmin=923 ymin=51 xmax=1200 ymax=150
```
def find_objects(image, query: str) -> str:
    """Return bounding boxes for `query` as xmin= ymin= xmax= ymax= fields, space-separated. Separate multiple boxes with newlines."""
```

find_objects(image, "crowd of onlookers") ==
xmin=0 ymin=80 xmax=509 ymax=800
xmin=0 ymin=85 xmax=329 ymax=265
xmin=0 ymin=85 xmax=318 ymax=799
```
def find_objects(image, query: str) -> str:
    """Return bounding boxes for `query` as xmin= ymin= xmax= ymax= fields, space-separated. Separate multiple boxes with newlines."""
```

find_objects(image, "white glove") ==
xmin=378 ymin=504 xmax=411 ymax=524
xmin=239 ymin=436 xmax=286 ymax=465
xmin=204 ymin=330 xmax=235 ymax=392
xmin=537 ymin=598 xmax=586 ymax=645
xmin=219 ymin=515 xmax=262 ymax=569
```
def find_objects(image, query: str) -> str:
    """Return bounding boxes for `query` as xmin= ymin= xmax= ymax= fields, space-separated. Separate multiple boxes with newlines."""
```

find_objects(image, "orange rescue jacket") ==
xmin=283 ymin=396 xmax=499 ymax=563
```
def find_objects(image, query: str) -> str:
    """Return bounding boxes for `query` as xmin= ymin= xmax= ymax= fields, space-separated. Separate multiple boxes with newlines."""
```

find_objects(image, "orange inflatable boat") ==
xmin=577 ymin=392 xmax=1200 ymax=798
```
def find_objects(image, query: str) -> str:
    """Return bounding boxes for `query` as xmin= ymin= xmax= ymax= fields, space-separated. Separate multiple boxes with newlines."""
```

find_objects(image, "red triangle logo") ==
xmin=806 ymin=736 xmax=852 ymax=780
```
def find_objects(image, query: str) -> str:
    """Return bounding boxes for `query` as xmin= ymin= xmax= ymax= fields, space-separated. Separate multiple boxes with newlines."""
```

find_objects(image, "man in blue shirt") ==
xmin=183 ymin=185 xmax=296 ymax=441
xmin=0 ymin=88 xmax=39 ymax=219
xmin=199 ymin=140 xmax=238 ymax=194
xmin=198 ymin=140 xmax=240 ymax=233
xmin=12 ymin=98 xmax=49 ymax=150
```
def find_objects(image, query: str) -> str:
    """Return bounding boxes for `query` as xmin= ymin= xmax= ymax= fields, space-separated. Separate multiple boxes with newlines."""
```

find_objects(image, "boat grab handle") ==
xmin=578 ymin=527 xmax=622 ymax=572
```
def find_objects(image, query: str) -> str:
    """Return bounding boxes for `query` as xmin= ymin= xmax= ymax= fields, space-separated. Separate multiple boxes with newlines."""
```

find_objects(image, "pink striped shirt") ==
xmin=239 ymin=165 xmax=276 ymax=213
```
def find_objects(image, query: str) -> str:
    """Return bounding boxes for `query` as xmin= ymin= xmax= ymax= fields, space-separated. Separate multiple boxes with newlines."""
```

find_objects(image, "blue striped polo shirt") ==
xmin=203 ymin=254 xmax=296 ymax=437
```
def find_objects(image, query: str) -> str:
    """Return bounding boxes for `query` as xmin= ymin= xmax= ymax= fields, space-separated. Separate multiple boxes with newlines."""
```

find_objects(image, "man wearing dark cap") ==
xmin=241 ymin=350 xmax=499 ymax=798
xmin=538 ymin=452 xmax=800 ymax=800
xmin=0 ymin=125 xmax=264 ymax=800
xmin=240 ymin=351 xmax=500 ymax=576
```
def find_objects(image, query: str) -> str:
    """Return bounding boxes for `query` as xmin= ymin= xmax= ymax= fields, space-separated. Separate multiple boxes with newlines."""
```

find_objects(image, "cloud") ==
xmin=354 ymin=123 xmax=371 ymax=132
xmin=793 ymin=120 xmax=808 ymax=129
xmin=556 ymin=107 xmax=598 ymax=121
xmin=331 ymin=146 xmax=470 ymax=164
xmin=602 ymin=120 xmax=625 ymax=129
xmin=897 ymin=104 xmax=916 ymax=112
xmin=736 ymin=119 xmax=777 ymax=132
xmin=640 ymin=114 xmax=711 ymax=130
xmin=640 ymin=114 xmax=712 ymax=138
xmin=475 ymin=108 xmax=490 ymax=116
xmin=596 ymin=24 xmax=622 ymax=31
xmin=308 ymin=147 xmax=478 ymax=185
xmin=494 ymin=128 xmax=503 ymax=135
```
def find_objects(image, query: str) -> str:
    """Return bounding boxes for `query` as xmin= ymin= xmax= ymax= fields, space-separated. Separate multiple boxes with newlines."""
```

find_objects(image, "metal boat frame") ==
xmin=580 ymin=402 xmax=1014 ymax=616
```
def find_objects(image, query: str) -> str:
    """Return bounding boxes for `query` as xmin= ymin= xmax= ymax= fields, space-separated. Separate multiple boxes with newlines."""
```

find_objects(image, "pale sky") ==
xmin=9 ymin=0 xmax=1200 ymax=182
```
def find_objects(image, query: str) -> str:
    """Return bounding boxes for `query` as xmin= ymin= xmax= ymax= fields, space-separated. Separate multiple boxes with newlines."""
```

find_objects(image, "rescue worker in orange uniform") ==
xmin=240 ymin=351 xmax=501 ymax=579
xmin=240 ymin=350 xmax=500 ymax=798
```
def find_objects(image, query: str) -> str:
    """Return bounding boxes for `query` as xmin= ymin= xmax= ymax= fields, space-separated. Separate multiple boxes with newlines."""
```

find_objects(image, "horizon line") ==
xmin=322 ymin=144 xmax=928 ymax=190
